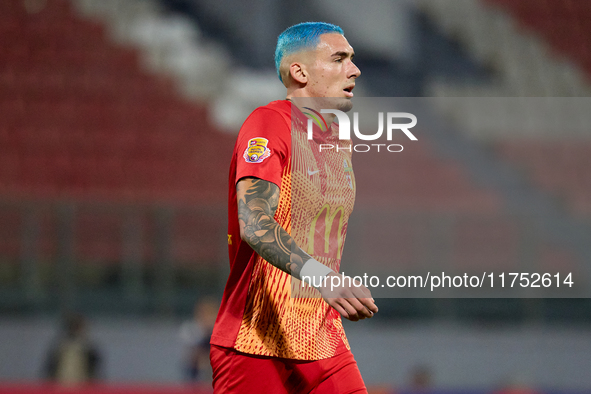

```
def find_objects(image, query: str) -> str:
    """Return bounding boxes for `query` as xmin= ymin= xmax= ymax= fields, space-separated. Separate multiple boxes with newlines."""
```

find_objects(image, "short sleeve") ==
xmin=235 ymin=107 xmax=290 ymax=188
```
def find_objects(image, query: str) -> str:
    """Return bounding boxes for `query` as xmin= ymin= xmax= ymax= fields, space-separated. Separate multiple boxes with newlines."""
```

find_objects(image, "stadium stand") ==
xmin=353 ymin=136 xmax=500 ymax=212
xmin=475 ymin=0 xmax=591 ymax=218
xmin=487 ymin=0 xmax=591 ymax=76
xmin=0 ymin=3 xmax=501 ymax=259
xmin=418 ymin=0 xmax=591 ymax=98
xmin=393 ymin=0 xmax=591 ymax=299
xmin=0 ymin=0 xmax=234 ymax=308
xmin=417 ymin=0 xmax=591 ymax=216
xmin=0 ymin=0 xmax=234 ymax=203
xmin=496 ymin=139 xmax=591 ymax=217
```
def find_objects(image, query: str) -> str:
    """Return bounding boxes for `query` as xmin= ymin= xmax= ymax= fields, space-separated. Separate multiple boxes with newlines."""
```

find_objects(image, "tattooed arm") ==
xmin=237 ymin=177 xmax=311 ymax=278
xmin=237 ymin=176 xmax=378 ymax=321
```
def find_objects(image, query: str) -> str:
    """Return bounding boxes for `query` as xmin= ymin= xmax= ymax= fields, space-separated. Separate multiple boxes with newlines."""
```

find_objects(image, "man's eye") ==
xmin=335 ymin=58 xmax=343 ymax=63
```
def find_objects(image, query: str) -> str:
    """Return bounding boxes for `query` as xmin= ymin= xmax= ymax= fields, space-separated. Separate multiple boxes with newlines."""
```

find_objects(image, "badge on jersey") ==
xmin=243 ymin=137 xmax=272 ymax=163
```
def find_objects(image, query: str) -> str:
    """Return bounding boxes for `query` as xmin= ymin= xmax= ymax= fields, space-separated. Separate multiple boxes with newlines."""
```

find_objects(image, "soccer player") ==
xmin=210 ymin=22 xmax=378 ymax=393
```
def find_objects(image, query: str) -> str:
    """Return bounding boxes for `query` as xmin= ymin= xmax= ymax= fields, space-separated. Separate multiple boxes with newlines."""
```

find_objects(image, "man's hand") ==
xmin=317 ymin=272 xmax=378 ymax=322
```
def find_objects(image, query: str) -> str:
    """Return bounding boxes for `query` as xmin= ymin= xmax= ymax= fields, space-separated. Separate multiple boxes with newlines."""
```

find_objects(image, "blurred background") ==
xmin=1 ymin=0 xmax=590 ymax=393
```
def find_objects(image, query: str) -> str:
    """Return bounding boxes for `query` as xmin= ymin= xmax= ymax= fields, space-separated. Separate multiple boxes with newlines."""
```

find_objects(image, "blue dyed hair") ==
xmin=275 ymin=22 xmax=344 ymax=84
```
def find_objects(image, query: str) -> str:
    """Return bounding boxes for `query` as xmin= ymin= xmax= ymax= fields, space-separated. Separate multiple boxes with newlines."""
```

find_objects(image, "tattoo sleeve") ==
xmin=237 ymin=177 xmax=311 ymax=279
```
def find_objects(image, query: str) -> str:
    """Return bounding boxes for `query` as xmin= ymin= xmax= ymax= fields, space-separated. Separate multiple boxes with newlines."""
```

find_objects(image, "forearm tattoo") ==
xmin=237 ymin=178 xmax=311 ymax=278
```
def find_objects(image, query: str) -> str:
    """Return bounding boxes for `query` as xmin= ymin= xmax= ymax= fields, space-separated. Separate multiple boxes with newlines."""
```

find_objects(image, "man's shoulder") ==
xmin=239 ymin=100 xmax=291 ymax=137
xmin=234 ymin=100 xmax=292 ymax=156
xmin=261 ymin=99 xmax=291 ymax=113
xmin=248 ymin=100 xmax=291 ymax=122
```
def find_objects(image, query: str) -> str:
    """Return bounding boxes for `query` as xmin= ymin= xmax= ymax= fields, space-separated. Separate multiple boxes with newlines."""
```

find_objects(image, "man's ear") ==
xmin=289 ymin=62 xmax=308 ymax=85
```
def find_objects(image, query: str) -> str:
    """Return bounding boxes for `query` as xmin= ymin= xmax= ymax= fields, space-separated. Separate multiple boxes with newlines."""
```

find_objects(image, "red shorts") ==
xmin=210 ymin=345 xmax=368 ymax=394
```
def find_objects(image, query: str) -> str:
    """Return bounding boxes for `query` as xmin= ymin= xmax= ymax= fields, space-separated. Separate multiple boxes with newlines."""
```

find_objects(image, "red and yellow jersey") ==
xmin=211 ymin=100 xmax=356 ymax=360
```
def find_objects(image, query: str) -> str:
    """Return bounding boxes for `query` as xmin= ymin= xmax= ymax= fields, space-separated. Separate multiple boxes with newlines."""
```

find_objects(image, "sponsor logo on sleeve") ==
xmin=243 ymin=137 xmax=272 ymax=163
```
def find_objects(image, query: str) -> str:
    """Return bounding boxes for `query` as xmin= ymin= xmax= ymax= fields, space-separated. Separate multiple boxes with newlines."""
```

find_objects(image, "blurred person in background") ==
xmin=407 ymin=364 xmax=433 ymax=392
xmin=44 ymin=312 xmax=101 ymax=386
xmin=210 ymin=22 xmax=378 ymax=393
xmin=179 ymin=297 xmax=218 ymax=382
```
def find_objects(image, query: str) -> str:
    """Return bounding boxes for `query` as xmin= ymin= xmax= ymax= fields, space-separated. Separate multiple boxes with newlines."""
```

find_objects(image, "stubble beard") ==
xmin=315 ymin=96 xmax=354 ymax=113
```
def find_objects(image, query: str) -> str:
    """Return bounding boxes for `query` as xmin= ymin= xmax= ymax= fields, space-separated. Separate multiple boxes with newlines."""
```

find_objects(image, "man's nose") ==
xmin=348 ymin=61 xmax=361 ymax=78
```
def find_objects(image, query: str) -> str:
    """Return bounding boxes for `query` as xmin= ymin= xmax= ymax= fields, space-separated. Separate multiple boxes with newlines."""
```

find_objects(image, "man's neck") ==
xmin=285 ymin=93 xmax=336 ymax=126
